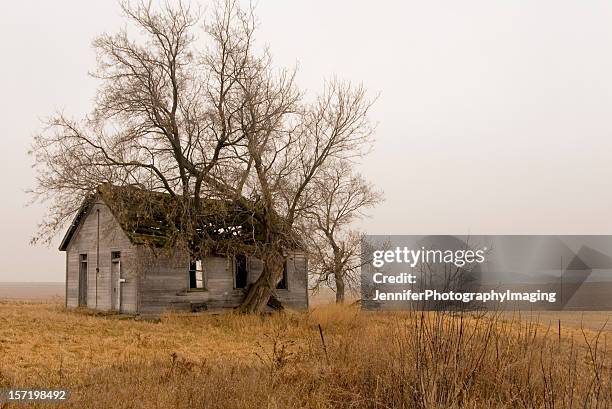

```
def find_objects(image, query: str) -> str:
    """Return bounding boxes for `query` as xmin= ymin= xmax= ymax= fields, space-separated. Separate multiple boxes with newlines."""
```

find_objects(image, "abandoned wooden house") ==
xmin=59 ymin=185 xmax=309 ymax=315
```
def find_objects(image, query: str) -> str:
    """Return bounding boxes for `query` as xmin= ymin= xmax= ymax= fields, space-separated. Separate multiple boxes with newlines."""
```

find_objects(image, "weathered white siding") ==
xmin=137 ymin=252 xmax=309 ymax=314
xmin=64 ymin=198 xmax=309 ymax=314
xmin=136 ymin=247 xmax=190 ymax=314
xmin=246 ymin=254 xmax=309 ymax=309
xmin=276 ymin=254 xmax=309 ymax=310
xmin=65 ymin=199 xmax=138 ymax=313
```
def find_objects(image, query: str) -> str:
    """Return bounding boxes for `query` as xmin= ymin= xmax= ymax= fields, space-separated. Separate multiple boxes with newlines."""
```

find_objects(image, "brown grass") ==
xmin=0 ymin=301 xmax=610 ymax=409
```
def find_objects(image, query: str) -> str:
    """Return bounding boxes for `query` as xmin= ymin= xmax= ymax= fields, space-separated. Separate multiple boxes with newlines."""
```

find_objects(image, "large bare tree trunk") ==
xmin=335 ymin=270 xmax=346 ymax=304
xmin=238 ymin=255 xmax=283 ymax=313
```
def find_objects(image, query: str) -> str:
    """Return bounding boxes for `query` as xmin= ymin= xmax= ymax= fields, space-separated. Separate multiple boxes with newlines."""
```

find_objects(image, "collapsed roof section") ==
xmin=59 ymin=184 xmax=269 ymax=251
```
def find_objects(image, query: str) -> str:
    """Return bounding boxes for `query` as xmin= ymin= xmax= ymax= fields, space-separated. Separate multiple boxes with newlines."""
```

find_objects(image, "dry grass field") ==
xmin=0 ymin=301 xmax=610 ymax=409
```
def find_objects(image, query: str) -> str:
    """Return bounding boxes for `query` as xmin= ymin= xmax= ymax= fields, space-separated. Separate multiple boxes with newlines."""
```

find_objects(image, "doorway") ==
xmin=111 ymin=251 xmax=122 ymax=311
xmin=78 ymin=254 xmax=88 ymax=306
xmin=234 ymin=255 xmax=248 ymax=289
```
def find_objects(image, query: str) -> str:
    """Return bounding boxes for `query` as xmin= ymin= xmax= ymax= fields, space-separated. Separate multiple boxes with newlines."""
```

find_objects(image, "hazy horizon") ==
xmin=3 ymin=0 xmax=612 ymax=282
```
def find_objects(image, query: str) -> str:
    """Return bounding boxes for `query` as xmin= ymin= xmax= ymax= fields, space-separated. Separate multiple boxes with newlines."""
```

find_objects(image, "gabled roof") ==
xmin=59 ymin=184 xmax=267 ymax=251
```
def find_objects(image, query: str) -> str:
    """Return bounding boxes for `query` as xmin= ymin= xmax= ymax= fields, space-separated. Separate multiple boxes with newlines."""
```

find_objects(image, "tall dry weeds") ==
xmin=0 ymin=302 xmax=610 ymax=408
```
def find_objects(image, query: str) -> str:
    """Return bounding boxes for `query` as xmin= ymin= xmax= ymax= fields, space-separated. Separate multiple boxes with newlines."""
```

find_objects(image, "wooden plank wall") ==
xmin=137 ymin=254 xmax=245 ymax=313
xmin=64 ymin=198 xmax=309 ymax=314
xmin=275 ymin=253 xmax=309 ymax=310
xmin=136 ymin=247 xmax=190 ymax=314
xmin=65 ymin=199 xmax=138 ymax=312
xmin=247 ymin=253 xmax=309 ymax=309
xmin=137 ymin=252 xmax=309 ymax=314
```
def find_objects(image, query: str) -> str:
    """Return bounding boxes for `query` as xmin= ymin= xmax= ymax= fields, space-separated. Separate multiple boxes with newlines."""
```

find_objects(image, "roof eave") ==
xmin=58 ymin=197 xmax=95 ymax=251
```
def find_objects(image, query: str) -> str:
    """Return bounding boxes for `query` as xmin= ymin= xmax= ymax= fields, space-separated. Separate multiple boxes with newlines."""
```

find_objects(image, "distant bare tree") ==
xmin=304 ymin=164 xmax=383 ymax=303
xmin=31 ymin=0 xmax=376 ymax=313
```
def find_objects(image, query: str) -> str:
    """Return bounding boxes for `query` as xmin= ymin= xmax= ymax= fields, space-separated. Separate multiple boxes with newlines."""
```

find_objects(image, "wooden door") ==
xmin=78 ymin=254 xmax=88 ymax=306
xmin=111 ymin=261 xmax=119 ymax=311
xmin=111 ymin=252 xmax=122 ymax=311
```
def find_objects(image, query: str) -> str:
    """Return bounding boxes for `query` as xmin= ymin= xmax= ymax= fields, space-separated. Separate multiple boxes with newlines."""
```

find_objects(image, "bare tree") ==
xmin=31 ymin=1 xmax=267 ymax=243
xmin=31 ymin=0 xmax=376 ymax=313
xmin=224 ymin=75 xmax=377 ymax=312
xmin=305 ymin=163 xmax=383 ymax=303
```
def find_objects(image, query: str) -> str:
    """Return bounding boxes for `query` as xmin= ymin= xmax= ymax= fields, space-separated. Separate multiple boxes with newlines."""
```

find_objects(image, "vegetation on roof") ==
xmin=96 ymin=184 xmax=267 ymax=251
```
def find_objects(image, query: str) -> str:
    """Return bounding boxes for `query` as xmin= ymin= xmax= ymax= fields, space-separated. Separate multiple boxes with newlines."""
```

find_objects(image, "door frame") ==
xmin=78 ymin=254 xmax=88 ymax=307
xmin=111 ymin=251 xmax=122 ymax=312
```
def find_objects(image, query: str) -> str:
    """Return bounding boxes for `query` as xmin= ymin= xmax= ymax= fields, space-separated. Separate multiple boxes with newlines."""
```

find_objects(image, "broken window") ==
xmin=79 ymin=254 xmax=88 ymax=266
xmin=234 ymin=255 xmax=248 ymax=289
xmin=189 ymin=259 xmax=205 ymax=289
xmin=111 ymin=251 xmax=121 ymax=260
xmin=276 ymin=260 xmax=288 ymax=289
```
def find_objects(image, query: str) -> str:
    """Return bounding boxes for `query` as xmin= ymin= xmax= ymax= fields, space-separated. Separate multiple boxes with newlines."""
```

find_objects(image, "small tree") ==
xmin=305 ymin=163 xmax=383 ymax=303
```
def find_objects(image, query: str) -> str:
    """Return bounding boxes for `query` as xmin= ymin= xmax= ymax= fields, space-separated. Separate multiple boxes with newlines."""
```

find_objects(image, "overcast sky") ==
xmin=2 ymin=0 xmax=612 ymax=282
